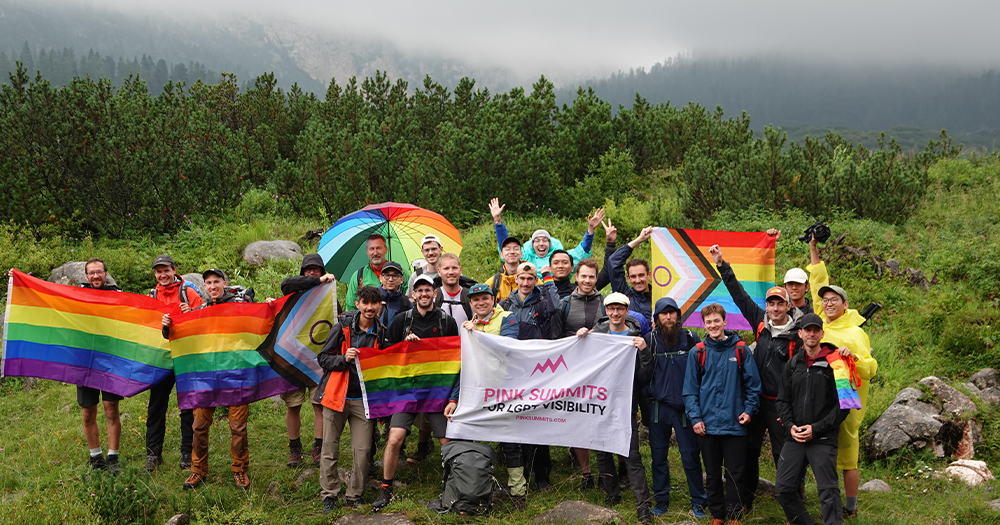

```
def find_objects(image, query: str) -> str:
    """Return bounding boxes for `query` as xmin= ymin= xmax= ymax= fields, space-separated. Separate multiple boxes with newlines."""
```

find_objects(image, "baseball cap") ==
xmin=151 ymin=254 xmax=175 ymax=268
xmin=654 ymin=297 xmax=680 ymax=315
xmin=516 ymin=262 xmax=538 ymax=277
xmin=604 ymin=292 xmax=631 ymax=308
xmin=382 ymin=261 xmax=404 ymax=275
xmin=468 ymin=283 xmax=493 ymax=297
xmin=500 ymin=236 xmax=521 ymax=250
xmin=202 ymin=268 xmax=228 ymax=281
xmin=783 ymin=268 xmax=808 ymax=284
xmin=421 ymin=234 xmax=442 ymax=247
xmin=818 ymin=285 xmax=849 ymax=303
xmin=798 ymin=313 xmax=824 ymax=329
xmin=412 ymin=273 xmax=436 ymax=289
xmin=765 ymin=286 xmax=790 ymax=302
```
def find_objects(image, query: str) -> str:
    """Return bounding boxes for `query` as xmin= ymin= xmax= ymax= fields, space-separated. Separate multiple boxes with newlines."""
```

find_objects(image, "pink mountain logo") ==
xmin=531 ymin=355 xmax=569 ymax=376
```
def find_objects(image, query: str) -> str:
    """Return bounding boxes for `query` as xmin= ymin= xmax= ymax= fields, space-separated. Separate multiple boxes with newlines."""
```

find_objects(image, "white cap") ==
xmin=783 ymin=268 xmax=808 ymax=284
xmin=604 ymin=292 xmax=631 ymax=308
xmin=421 ymin=234 xmax=442 ymax=247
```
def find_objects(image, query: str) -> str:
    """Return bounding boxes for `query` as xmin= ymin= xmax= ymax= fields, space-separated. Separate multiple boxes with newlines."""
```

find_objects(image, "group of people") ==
xmin=61 ymin=199 xmax=877 ymax=525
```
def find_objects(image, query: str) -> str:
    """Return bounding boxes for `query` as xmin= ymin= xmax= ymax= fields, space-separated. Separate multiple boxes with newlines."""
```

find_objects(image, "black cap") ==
xmin=798 ymin=313 xmax=824 ymax=330
xmin=300 ymin=253 xmax=325 ymax=275
xmin=202 ymin=268 xmax=228 ymax=282
xmin=500 ymin=236 xmax=521 ymax=250
xmin=382 ymin=261 xmax=404 ymax=275
xmin=151 ymin=254 xmax=175 ymax=268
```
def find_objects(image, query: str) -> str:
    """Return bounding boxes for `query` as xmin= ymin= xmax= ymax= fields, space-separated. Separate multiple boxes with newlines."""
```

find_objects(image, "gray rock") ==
xmin=267 ymin=481 xmax=281 ymax=502
xmin=164 ymin=514 xmax=190 ymax=525
xmin=533 ymin=500 xmax=625 ymax=524
xmin=892 ymin=387 xmax=941 ymax=416
xmin=22 ymin=377 xmax=41 ymax=392
xmin=859 ymin=479 xmax=891 ymax=492
xmin=60 ymin=404 xmax=70 ymax=413
xmin=756 ymin=477 xmax=776 ymax=497
xmin=980 ymin=387 xmax=1000 ymax=408
xmin=294 ymin=468 xmax=315 ymax=487
xmin=884 ymin=259 xmax=900 ymax=274
xmin=334 ymin=514 xmax=414 ymax=525
xmin=180 ymin=273 xmax=208 ymax=303
xmin=988 ymin=498 xmax=1000 ymax=511
xmin=243 ymin=240 xmax=302 ymax=265
xmin=919 ymin=376 xmax=977 ymax=417
xmin=866 ymin=404 xmax=944 ymax=456
xmin=971 ymin=369 xmax=1000 ymax=390
xmin=960 ymin=382 xmax=982 ymax=399
xmin=48 ymin=261 xmax=118 ymax=287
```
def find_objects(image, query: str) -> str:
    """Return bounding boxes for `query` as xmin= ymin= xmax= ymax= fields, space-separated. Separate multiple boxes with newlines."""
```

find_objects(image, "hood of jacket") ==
xmin=766 ymin=306 xmax=805 ymax=338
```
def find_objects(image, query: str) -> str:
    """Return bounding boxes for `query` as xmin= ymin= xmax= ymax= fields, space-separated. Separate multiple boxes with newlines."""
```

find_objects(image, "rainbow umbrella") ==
xmin=318 ymin=202 xmax=463 ymax=281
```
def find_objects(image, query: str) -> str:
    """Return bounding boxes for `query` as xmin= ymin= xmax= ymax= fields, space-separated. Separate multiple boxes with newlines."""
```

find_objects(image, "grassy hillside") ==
xmin=1 ymin=158 xmax=1000 ymax=524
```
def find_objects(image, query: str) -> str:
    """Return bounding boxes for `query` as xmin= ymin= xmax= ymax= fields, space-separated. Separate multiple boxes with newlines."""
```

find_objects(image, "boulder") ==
xmin=243 ymin=240 xmax=302 ymax=265
xmin=533 ymin=500 xmax=625 ymax=524
xmin=979 ymin=387 xmax=1000 ymax=408
xmin=756 ymin=477 xmax=777 ymax=497
xmin=944 ymin=459 xmax=994 ymax=487
xmin=164 ymin=515 xmax=190 ymax=525
xmin=959 ymin=382 xmax=982 ymax=399
xmin=294 ymin=468 xmax=315 ymax=487
xmin=334 ymin=514 xmax=414 ymax=525
xmin=48 ymin=261 xmax=118 ymax=288
xmin=954 ymin=420 xmax=983 ymax=460
xmin=988 ymin=498 xmax=1000 ymax=511
xmin=180 ymin=273 xmax=209 ymax=302
xmin=971 ymin=368 xmax=999 ymax=390
xmin=892 ymin=387 xmax=941 ymax=416
xmin=866 ymin=404 xmax=943 ymax=456
xmin=859 ymin=479 xmax=891 ymax=492
xmin=919 ymin=376 xmax=977 ymax=416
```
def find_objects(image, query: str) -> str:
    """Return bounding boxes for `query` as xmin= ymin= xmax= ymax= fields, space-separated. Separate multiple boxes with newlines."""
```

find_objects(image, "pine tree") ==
xmin=20 ymin=42 xmax=34 ymax=75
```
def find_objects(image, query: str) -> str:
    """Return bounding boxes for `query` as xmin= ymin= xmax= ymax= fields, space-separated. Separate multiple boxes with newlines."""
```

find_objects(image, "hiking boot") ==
xmin=652 ymin=501 xmax=670 ymax=516
xmin=287 ymin=447 xmax=303 ymax=468
xmin=580 ymin=472 xmax=595 ymax=492
xmin=323 ymin=496 xmax=337 ymax=514
xmin=179 ymin=453 xmax=192 ymax=469
xmin=512 ymin=495 xmax=526 ymax=511
xmin=345 ymin=497 xmax=365 ymax=508
xmin=604 ymin=494 xmax=622 ymax=506
xmin=535 ymin=480 xmax=552 ymax=493
xmin=234 ymin=471 xmax=250 ymax=490
xmin=144 ymin=455 xmax=163 ymax=472
xmin=407 ymin=441 xmax=431 ymax=463
xmin=182 ymin=472 xmax=205 ymax=490
xmin=637 ymin=505 xmax=652 ymax=524
xmin=843 ymin=506 xmax=858 ymax=518
xmin=106 ymin=454 xmax=121 ymax=475
xmin=311 ymin=442 xmax=322 ymax=466
xmin=89 ymin=454 xmax=108 ymax=471
xmin=371 ymin=485 xmax=393 ymax=512
xmin=619 ymin=474 xmax=631 ymax=491
xmin=690 ymin=505 xmax=708 ymax=519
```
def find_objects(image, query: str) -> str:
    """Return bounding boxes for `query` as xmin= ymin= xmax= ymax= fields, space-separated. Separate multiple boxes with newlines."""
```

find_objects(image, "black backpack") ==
xmin=428 ymin=441 xmax=496 ymax=515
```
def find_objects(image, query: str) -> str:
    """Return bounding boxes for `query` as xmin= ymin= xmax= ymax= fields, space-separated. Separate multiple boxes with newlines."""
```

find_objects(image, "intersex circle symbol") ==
xmin=309 ymin=320 xmax=333 ymax=345
xmin=653 ymin=266 xmax=673 ymax=287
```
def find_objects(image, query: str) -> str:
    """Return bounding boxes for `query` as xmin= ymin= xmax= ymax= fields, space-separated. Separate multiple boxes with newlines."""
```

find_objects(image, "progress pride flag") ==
xmin=447 ymin=331 xmax=635 ymax=457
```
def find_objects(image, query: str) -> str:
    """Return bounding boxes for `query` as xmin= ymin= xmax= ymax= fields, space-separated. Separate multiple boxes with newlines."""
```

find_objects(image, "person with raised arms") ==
xmin=607 ymin=226 xmax=655 ymax=320
xmin=683 ymin=303 xmax=761 ymax=525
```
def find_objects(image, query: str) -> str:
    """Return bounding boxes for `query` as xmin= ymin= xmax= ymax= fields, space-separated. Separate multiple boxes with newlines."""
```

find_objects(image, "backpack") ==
xmin=695 ymin=339 xmax=747 ymax=379
xmin=401 ymin=308 xmax=446 ymax=337
xmin=227 ymin=285 xmax=255 ymax=303
xmin=428 ymin=441 xmax=496 ymax=515
xmin=755 ymin=320 xmax=797 ymax=360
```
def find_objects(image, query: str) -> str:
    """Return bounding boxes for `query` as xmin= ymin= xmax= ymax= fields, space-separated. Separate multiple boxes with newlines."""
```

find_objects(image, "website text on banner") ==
xmin=649 ymin=228 xmax=775 ymax=330
xmin=447 ymin=330 xmax=636 ymax=457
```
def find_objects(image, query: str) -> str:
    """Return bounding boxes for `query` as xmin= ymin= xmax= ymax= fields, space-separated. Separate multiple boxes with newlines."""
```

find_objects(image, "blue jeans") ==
xmin=648 ymin=401 xmax=707 ymax=508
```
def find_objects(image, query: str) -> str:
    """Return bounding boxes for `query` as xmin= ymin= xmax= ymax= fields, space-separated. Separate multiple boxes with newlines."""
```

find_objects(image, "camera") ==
xmin=798 ymin=222 xmax=831 ymax=243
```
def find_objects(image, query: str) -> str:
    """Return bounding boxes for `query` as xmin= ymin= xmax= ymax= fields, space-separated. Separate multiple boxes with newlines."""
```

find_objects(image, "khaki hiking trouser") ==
xmin=321 ymin=400 xmax=374 ymax=500
xmin=191 ymin=404 xmax=249 ymax=476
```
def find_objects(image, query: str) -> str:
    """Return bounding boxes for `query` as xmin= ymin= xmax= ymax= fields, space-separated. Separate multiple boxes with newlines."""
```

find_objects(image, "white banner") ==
xmin=446 ymin=330 xmax=636 ymax=457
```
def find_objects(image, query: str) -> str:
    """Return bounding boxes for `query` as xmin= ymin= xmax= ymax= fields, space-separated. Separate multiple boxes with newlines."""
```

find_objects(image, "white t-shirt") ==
xmin=440 ymin=287 xmax=469 ymax=326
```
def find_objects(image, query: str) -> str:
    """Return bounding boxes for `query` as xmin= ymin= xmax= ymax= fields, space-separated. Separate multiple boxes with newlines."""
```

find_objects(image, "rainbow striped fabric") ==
xmin=825 ymin=352 xmax=863 ymax=410
xmin=168 ymin=300 xmax=299 ymax=409
xmin=2 ymin=270 xmax=173 ymax=397
xmin=357 ymin=336 xmax=461 ymax=419
xmin=651 ymin=228 xmax=775 ymax=330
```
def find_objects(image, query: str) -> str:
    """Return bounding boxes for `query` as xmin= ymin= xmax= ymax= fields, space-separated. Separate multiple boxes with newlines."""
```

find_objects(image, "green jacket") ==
xmin=344 ymin=263 xmax=408 ymax=310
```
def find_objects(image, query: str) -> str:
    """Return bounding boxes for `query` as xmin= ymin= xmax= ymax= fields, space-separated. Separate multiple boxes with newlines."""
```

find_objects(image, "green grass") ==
xmin=3 ymin=161 xmax=1000 ymax=523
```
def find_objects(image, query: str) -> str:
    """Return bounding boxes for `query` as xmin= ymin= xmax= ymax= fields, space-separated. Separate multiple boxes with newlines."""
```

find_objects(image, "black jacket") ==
xmin=379 ymin=286 xmax=412 ymax=327
xmin=314 ymin=310 xmax=385 ymax=402
xmin=280 ymin=275 xmax=322 ymax=296
xmin=717 ymin=260 xmax=803 ymax=400
xmin=592 ymin=315 xmax=654 ymax=393
xmin=775 ymin=343 xmax=849 ymax=445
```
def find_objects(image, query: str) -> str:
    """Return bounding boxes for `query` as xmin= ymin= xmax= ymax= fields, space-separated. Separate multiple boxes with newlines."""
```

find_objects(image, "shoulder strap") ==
xmin=735 ymin=340 xmax=746 ymax=368
xmin=179 ymin=282 xmax=188 ymax=305
xmin=788 ymin=340 xmax=796 ymax=360
xmin=561 ymin=296 xmax=571 ymax=321
xmin=402 ymin=309 xmax=415 ymax=337
xmin=696 ymin=341 xmax=707 ymax=376
xmin=341 ymin=326 xmax=351 ymax=355
xmin=755 ymin=320 xmax=765 ymax=342
xmin=356 ymin=267 xmax=365 ymax=288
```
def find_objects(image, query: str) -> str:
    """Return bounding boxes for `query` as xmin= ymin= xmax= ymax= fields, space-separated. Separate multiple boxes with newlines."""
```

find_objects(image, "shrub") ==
xmin=78 ymin=467 xmax=160 ymax=524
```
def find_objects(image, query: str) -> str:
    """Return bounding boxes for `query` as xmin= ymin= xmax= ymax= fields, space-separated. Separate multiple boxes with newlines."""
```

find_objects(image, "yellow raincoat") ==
xmin=806 ymin=261 xmax=879 ymax=470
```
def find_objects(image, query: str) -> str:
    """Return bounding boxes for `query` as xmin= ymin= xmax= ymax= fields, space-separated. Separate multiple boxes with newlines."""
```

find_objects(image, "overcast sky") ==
xmin=57 ymin=0 xmax=1000 ymax=79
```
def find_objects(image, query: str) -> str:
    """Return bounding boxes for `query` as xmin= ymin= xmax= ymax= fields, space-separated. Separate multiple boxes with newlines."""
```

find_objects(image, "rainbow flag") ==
xmin=168 ymin=300 xmax=298 ymax=409
xmin=357 ymin=336 xmax=461 ymax=419
xmin=825 ymin=352 xmax=863 ymax=410
xmin=2 ymin=270 xmax=173 ymax=397
xmin=650 ymin=228 xmax=775 ymax=330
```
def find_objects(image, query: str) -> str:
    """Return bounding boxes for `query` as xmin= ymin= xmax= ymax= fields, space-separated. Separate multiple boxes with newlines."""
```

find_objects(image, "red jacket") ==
xmin=150 ymin=277 xmax=204 ymax=309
